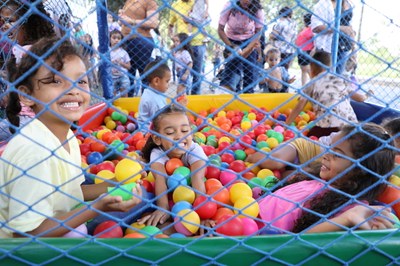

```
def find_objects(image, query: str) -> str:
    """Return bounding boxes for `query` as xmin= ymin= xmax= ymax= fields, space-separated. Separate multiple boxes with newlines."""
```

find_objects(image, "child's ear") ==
xmin=153 ymin=77 xmax=161 ymax=86
xmin=18 ymin=85 xmax=35 ymax=107
xmin=152 ymin=134 xmax=162 ymax=146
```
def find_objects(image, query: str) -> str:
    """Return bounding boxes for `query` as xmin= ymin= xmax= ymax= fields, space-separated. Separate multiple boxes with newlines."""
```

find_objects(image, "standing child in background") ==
xmin=259 ymin=123 xmax=396 ymax=233
xmin=138 ymin=106 xmax=208 ymax=227
xmin=138 ymin=61 xmax=172 ymax=132
xmin=110 ymin=29 xmax=131 ymax=97
xmin=0 ymin=38 xmax=143 ymax=238
xmin=172 ymin=33 xmax=193 ymax=97
xmin=260 ymin=48 xmax=295 ymax=93
xmin=295 ymin=13 xmax=314 ymax=86
xmin=286 ymin=51 xmax=371 ymax=138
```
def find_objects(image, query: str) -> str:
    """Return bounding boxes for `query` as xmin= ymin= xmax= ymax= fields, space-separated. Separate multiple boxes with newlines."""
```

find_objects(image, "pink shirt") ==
xmin=295 ymin=26 xmax=314 ymax=51
xmin=258 ymin=180 xmax=325 ymax=232
xmin=219 ymin=2 xmax=265 ymax=41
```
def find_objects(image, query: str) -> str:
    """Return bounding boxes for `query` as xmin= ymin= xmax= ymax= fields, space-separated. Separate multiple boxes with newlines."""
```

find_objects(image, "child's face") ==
xmin=110 ymin=33 xmax=122 ymax=47
xmin=320 ymin=133 xmax=355 ymax=181
xmin=26 ymin=55 xmax=91 ymax=125
xmin=152 ymin=70 xmax=171 ymax=93
xmin=153 ymin=113 xmax=193 ymax=159
xmin=266 ymin=52 xmax=281 ymax=67
xmin=173 ymin=36 xmax=180 ymax=47
xmin=0 ymin=5 xmax=25 ymax=45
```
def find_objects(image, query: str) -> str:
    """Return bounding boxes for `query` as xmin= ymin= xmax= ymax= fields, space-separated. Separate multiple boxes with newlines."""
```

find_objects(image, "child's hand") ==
xmin=199 ymin=219 xmax=216 ymax=236
xmin=343 ymin=205 xmax=394 ymax=230
xmin=137 ymin=209 xmax=171 ymax=226
xmin=288 ymin=76 xmax=296 ymax=84
xmin=94 ymin=184 xmax=142 ymax=212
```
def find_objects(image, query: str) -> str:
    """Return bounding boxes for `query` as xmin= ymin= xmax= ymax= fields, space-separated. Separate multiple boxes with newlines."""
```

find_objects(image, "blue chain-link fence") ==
xmin=0 ymin=0 xmax=400 ymax=264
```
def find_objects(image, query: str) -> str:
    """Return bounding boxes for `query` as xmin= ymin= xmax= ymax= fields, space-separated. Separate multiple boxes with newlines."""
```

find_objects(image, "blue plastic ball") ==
xmin=86 ymin=152 xmax=103 ymax=165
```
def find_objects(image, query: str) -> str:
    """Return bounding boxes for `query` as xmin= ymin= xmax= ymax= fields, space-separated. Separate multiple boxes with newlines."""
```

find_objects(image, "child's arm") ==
xmin=350 ymin=89 xmax=373 ymax=102
xmin=81 ymin=182 xmax=112 ymax=201
xmin=240 ymin=40 xmax=260 ymax=58
xmin=286 ymin=97 xmax=308 ymax=125
xmin=306 ymin=205 xmax=394 ymax=233
xmin=137 ymin=162 xmax=170 ymax=226
xmin=190 ymin=160 xmax=206 ymax=197
xmin=119 ymin=59 xmax=131 ymax=71
xmin=14 ymin=185 xmax=143 ymax=237
xmin=182 ymin=62 xmax=193 ymax=82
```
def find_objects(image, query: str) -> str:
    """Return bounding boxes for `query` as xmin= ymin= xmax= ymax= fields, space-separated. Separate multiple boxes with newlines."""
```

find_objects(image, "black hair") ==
xmin=311 ymin=50 xmax=332 ymax=68
xmin=234 ymin=0 xmax=262 ymax=17
xmin=279 ymin=6 xmax=292 ymax=18
xmin=382 ymin=117 xmax=400 ymax=138
xmin=6 ymin=37 xmax=84 ymax=133
xmin=0 ymin=0 xmax=55 ymax=46
xmin=142 ymin=60 xmax=171 ymax=83
xmin=293 ymin=123 xmax=396 ymax=233
xmin=141 ymin=105 xmax=188 ymax=162
xmin=303 ymin=13 xmax=312 ymax=26
xmin=265 ymin=47 xmax=281 ymax=58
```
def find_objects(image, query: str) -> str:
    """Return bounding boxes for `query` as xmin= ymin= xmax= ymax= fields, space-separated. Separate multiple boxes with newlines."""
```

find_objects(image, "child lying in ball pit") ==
xmin=258 ymin=123 xmax=397 ymax=233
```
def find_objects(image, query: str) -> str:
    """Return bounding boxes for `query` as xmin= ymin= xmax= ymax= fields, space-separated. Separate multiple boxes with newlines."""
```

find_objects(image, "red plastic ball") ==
xmin=193 ymin=195 xmax=218 ymax=219
xmin=165 ymin=158 xmax=184 ymax=175
xmin=93 ymin=221 xmax=123 ymax=238
xmin=216 ymin=214 xmax=243 ymax=236
xmin=205 ymin=166 xmax=221 ymax=180
xmin=229 ymin=160 xmax=247 ymax=173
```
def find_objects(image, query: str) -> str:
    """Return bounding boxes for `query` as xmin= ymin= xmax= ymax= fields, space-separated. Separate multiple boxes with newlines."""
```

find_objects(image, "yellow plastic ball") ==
xmin=194 ymin=132 xmax=207 ymax=143
xmin=229 ymin=183 xmax=252 ymax=204
xmin=297 ymin=120 xmax=308 ymax=127
xmin=247 ymin=112 xmax=256 ymax=121
xmin=217 ymin=110 xmax=226 ymax=117
xmin=95 ymin=170 xmax=115 ymax=184
xmin=257 ymin=169 xmax=274 ymax=179
xmin=104 ymin=116 xmax=112 ymax=124
xmin=173 ymin=186 xmax=195 ymax=204
xmin=301 ymin=113 xmax=310 ymax=122
xmin=261 ymin=147 xmax=271 ymax=153
xmin=241 ymin=121 xmax=252 ymax=131
xmin=144 ymin=172 xmax=155 ymax=183
xmin=106 ymin=120 xmax=117 ymax=130
xmin=176 ymin=209 xmax=200 ymax=234
xmin=266 ymin=138 xmax=279 ymax=149
xmin=125 ymin=222 xmax=146 ymax=235
xmin=96 ymin=129 xmax=111 ymax=140
xmin=115 ymin=158 xmax=142 ymax=184
xmin=234 ymin=196 xmax=260 ymax=218
xmin=218 ymin=136 xmax=231 ymax=144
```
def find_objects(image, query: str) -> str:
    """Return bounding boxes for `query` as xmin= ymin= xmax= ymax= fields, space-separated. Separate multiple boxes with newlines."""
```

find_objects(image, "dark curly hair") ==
xmin=232 ymin=0 xmax=263 ymax=17
xmin=6 ymin=37 xmax=83 ymax=133
xmin=292 ymin=123 xmax=396 ymax=233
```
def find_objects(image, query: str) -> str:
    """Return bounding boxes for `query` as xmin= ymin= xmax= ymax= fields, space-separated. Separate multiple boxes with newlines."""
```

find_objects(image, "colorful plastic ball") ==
xmin=257 ymin=169 xmax=274 ymax=179
xmin=234 ymin=150 xmax=247 ymax=161
xmin=111 ymin=111 xmax=121 ymax=121
xmin=125 ymin=222 xmax=146 ymax=235
xmin=207 ymin=186 xmax=231 ymax=207
xmin=277 ymin=114 xmax=287 ymax=121
xmin=194 ymin=132 xmax=206 ymax=144
xmin=212 ymin=207 xmax=234 ymax=221
xmin=126 ymin=122 xmax=136 ymax=132
xmin=109 ymin=139 xmax=125 ymax=152
xmin=93 ymin=220 xmax=123 ymax=238
xmin=171 ymin=201 xmax=192 ymax=216
xmin=170 ymin=233 xmax=187 ymax=238
xmin=173 ymin=166 xmax=191 ymax=183
xmin=124 ymin=232 xmax=146 ymax=238
xmin=115 ymin=158 xmax=142 ymax=184
xmin=229 ymin=160 xmax=247 ymax=173
xmin=173 ymin=186 xmax=195 ymax=204
xmin=241 ymin=120 xmax=252 ymax=131
xmin=202 ymin=145 xmax=216 ymax=156
xmin=248 ymin=177 xmax=264 ymax=189
xmin=205 ymin=178 xmax=223 ymax=191
xmin=247 ymin=112 xmax=256 ymax=121
xmin=166 ymin=158 xmax=184 ymax=175
xmin=256 ymin=141 xmax=269 ymax=150
xmin=266 ymin=138 xmax=279 ymax=149
xmin=220 ymin=162 xmax=230 ymax=169
xmin=141 ymin=226 xmax=162 ymax=236
xmin=219 ymin=170 xmax=237 ymax=186
xmin=229 ymin=183 xmax=252 ymax=204
xmin=216 ymin=214 xmax=243 ymax=236
xmin=252 ymin=187 xmax=263 ymax=199
xmin=64 ymin=224 xmax=88 ymax=238
xmin=205 ymin=166 xmax=221 ymax=180
xmin=105 ymin=120 xmax=117 ymax=130
xmin=193 ymin=195 xmax=218 ymax=219
xmin=241 ymin=217 xmax=259 ymax=236
xmin=119 ymin=115 xmax=128 ymax=124
xmin=174 ymin=209 xmax=200 ymax=236
xmin=95 ymin=170 xmax=115 ymax=184
xmin=167 ymin=173 xmax=188 ymax=190
xmin=218 ymin=136 xmax=231 ymax=144
xmin=234 ymin=196 xmax=260 ymax=218
xmin=221 ymin=153 xmax=235 ymax=164
xmin=86 ymin=152 xmax=103 ymax=165
xmin=274 ymin=125 xmax=285 ymax=134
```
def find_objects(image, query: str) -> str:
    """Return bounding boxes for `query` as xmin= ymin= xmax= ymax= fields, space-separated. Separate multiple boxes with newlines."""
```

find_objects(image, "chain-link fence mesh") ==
xmin=0 ymin=0 xmax=400 ymax=264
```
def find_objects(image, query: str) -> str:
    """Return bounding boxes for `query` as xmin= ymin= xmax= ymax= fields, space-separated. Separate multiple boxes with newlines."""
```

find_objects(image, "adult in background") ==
xmin=295 ymin=13 xmax=314 ymax=86
xmin=218 ymin=0 xmax=265 ymax=93
xmin=169 ymin=0 xmax=209 ymax=95
xmin=311 ymin=0 xmax=356 ymax=74
xmin=269 ymin=6 xmax=297 ymax=71
xmin=119 ymin=0 xmax=159 ymax=96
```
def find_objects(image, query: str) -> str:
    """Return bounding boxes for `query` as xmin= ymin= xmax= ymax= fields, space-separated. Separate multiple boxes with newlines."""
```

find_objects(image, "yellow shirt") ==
xmin=0 ymin=119 xmax=84 ymax=238
xmin=169 ymin=0 xmax=205 ymax=46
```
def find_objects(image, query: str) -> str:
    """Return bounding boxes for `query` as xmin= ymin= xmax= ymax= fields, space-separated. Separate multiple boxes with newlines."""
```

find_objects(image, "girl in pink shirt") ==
xmin=259 ymin=123 xmax=396 ymax=233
